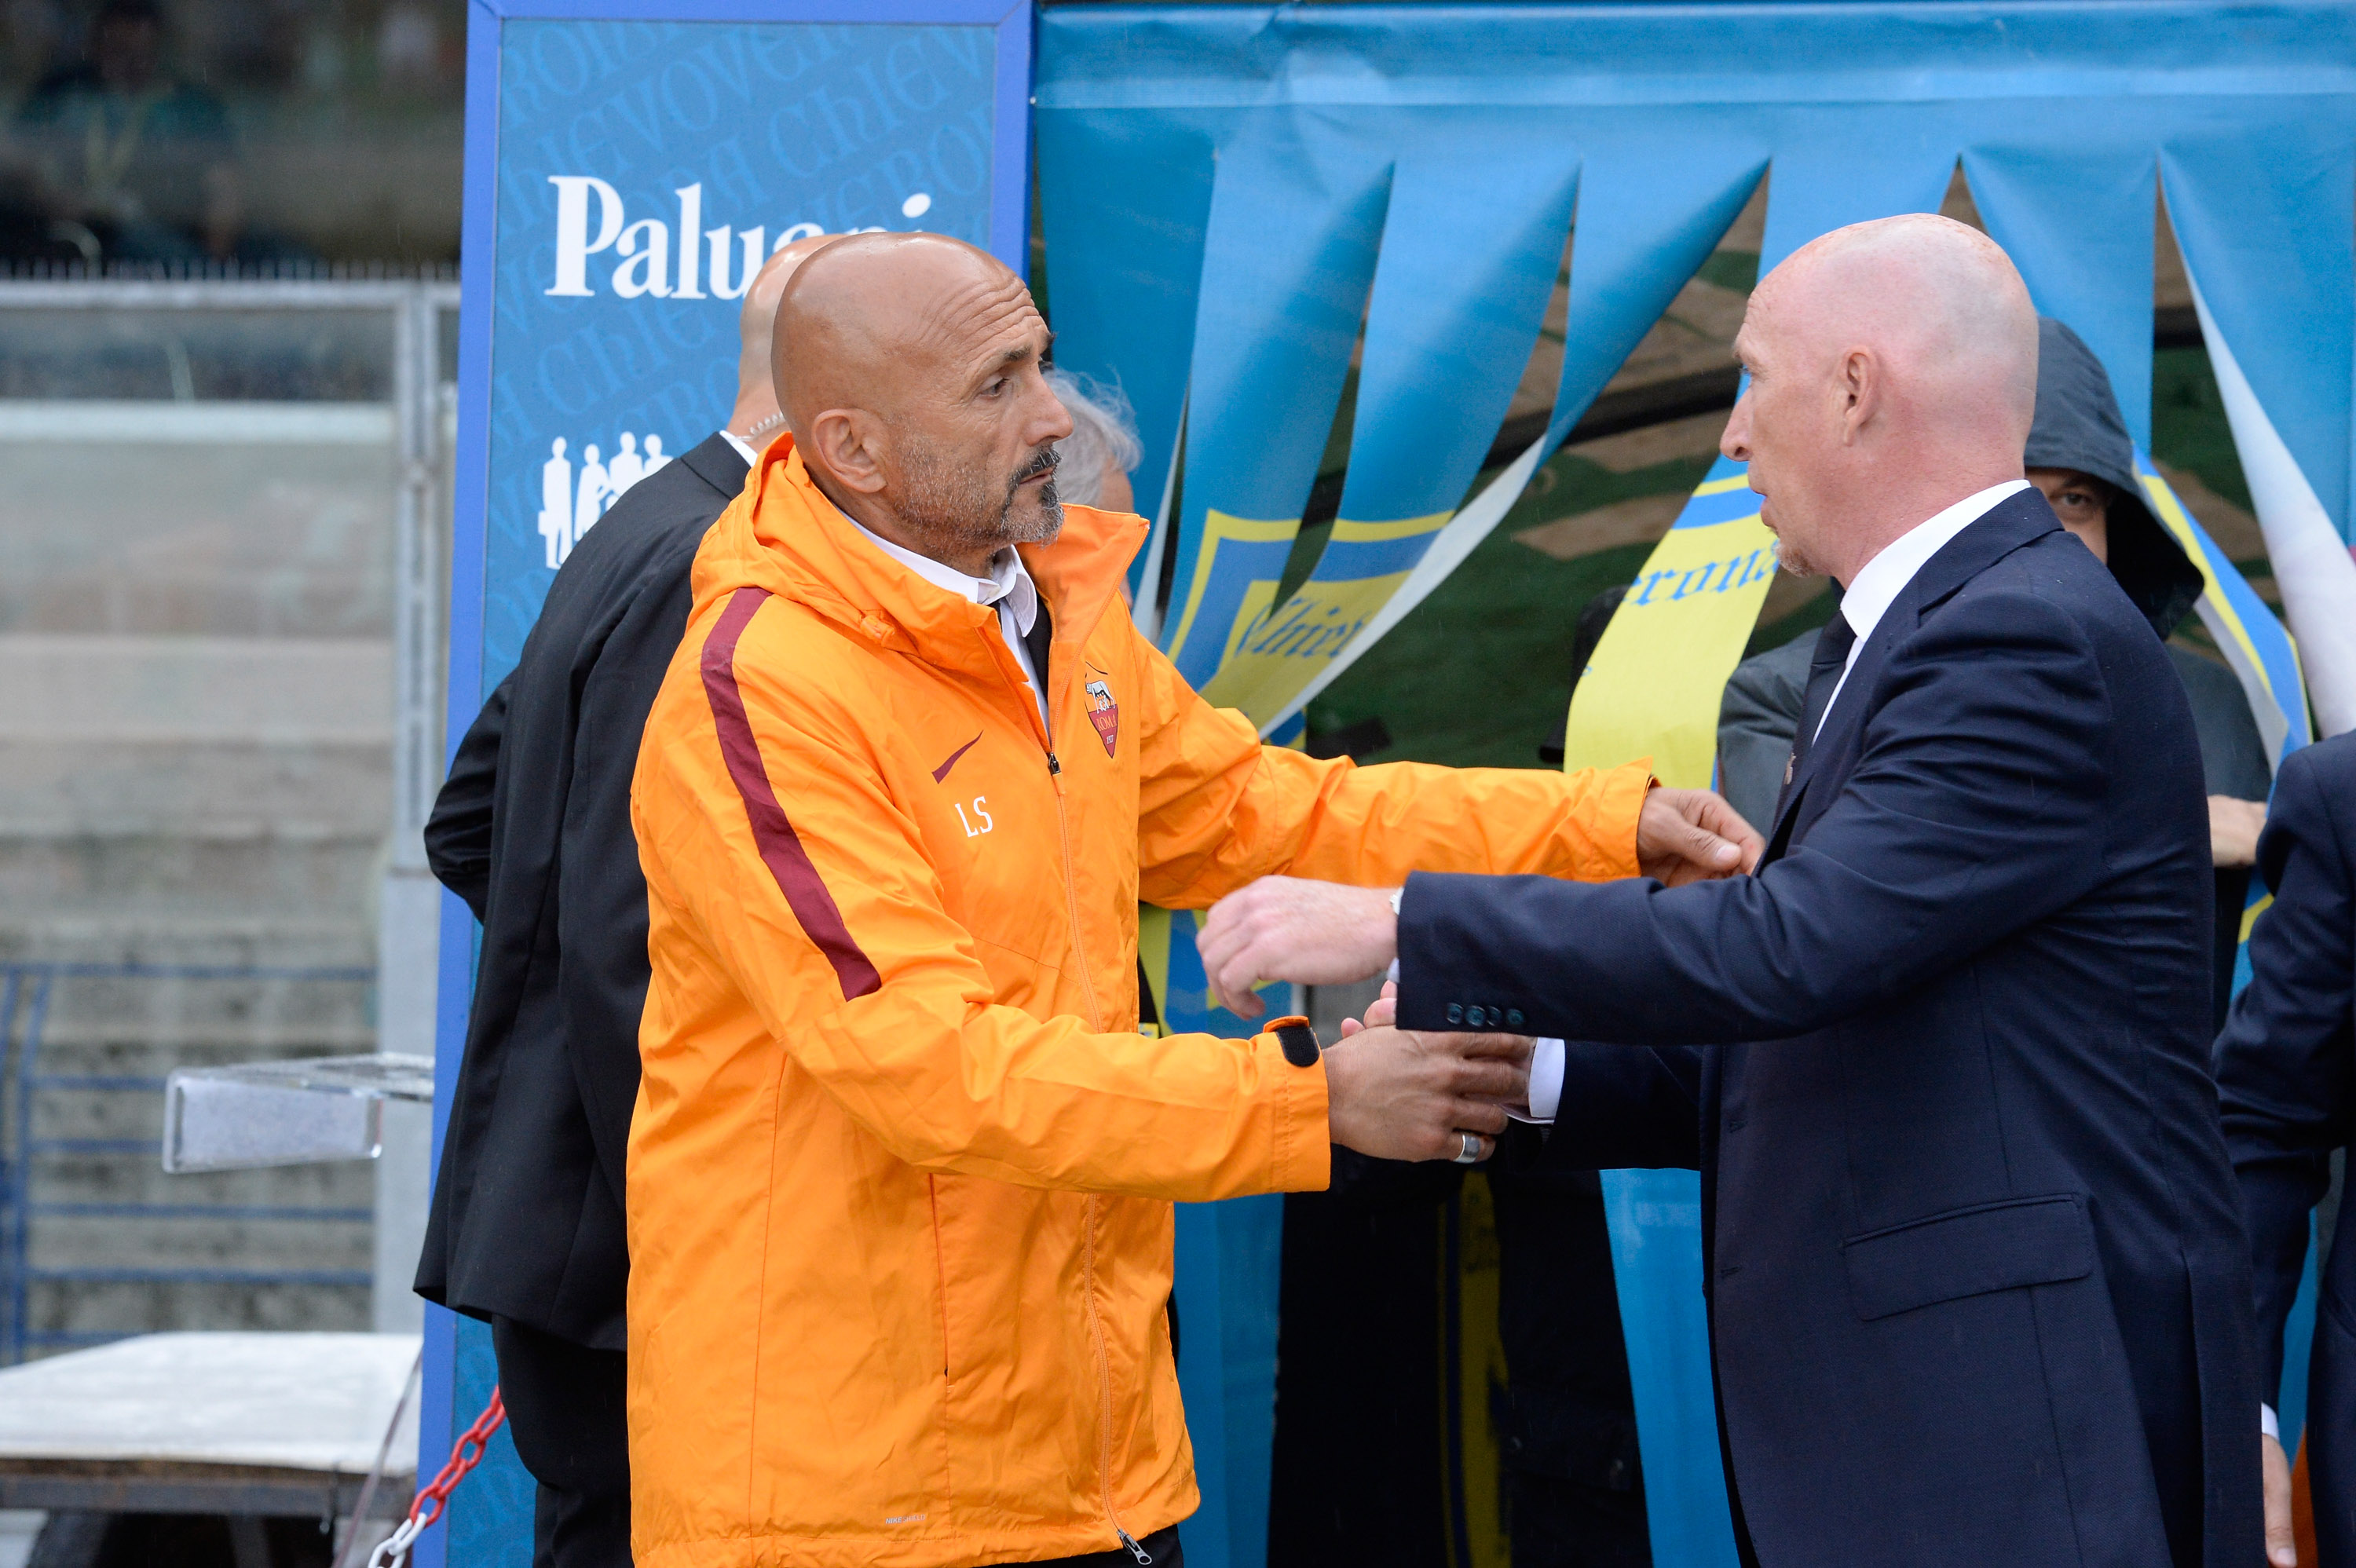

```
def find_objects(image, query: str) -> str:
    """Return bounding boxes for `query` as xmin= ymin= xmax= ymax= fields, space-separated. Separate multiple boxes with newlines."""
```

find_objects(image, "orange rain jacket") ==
xmin=626 ymin=437 xmax=1651 ymax=1568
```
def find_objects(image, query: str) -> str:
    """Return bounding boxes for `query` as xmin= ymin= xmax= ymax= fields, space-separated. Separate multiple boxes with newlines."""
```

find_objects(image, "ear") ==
xmin=1838 ymin=348 xmax=1879 ymax=445
xmin=804 ymin=408 xmax=887 ymax=495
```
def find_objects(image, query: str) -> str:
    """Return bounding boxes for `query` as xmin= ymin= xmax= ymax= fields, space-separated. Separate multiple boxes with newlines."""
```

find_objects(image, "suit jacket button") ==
xmin=1506 ymin=1010 xmax=1524 ymax=1028
xmin=1446 ymin=1003 xmax=1464 ymax=1024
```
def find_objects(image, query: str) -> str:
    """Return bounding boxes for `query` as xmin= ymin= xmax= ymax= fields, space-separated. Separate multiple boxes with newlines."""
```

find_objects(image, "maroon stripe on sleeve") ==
xmin=699 ymin=586 xmax=883 ymax=1000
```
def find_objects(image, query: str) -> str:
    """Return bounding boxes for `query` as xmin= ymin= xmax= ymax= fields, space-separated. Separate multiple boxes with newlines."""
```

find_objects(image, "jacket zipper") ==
xmin=1007 ymin=630 xmax=1136 ymax=1559
xmin=1081 ymin=1196 xmax=1153 ymax=1564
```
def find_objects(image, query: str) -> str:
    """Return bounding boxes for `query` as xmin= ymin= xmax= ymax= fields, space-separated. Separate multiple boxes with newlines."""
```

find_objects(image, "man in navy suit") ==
xmin=2217 ymin=730 xmax=2356 ymax=1566
xmin=1197 ymin=214 xmax=2261 ymax=1567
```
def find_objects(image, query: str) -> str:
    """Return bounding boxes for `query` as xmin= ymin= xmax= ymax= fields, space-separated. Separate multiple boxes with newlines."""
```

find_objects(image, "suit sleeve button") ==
xmin=1506 ymin=1010 xmax=1524 ymax=1028
xmin=1445 ymin=1003 xmax=1464 ymax=1024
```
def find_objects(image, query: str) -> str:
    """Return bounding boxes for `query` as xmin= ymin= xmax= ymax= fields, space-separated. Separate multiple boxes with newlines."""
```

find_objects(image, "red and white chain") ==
xmin=368 ymin=1388 xmax=507 ymax=1568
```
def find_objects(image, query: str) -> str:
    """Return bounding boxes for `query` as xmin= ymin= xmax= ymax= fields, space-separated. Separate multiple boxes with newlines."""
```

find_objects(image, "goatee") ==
xmin=895 ymin=438 xmax=1064 ymax=558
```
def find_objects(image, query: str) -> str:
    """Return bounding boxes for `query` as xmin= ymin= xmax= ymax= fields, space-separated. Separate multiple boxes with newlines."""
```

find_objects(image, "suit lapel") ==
xmin=1763 ymin=489 xmax=2062 ymax=857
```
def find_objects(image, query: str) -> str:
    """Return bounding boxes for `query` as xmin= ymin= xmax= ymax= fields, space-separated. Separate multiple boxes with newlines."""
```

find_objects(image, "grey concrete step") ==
xmin=0 ymin=740 xmax=390 ymax=837
xmin=0 ymin=832 xmax=386 ymax=916
xmin=20 ymin=1277 xmax=372 ymax=1345
xmin=29 ymin=1155 xmax=377 ymax=1212
xmin=0 ymin=922 xmax=374 ymax=970
xmin=30 ymin=1213 xmax=371 ymax=1275
xmin=0 ymin=438 xmax=396 ymax=640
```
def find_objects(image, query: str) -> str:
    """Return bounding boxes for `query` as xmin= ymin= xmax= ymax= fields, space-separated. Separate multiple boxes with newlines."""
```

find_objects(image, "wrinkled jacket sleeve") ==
xmin=1395 ymin=587 xmax=2120 ymax=1044
xmin=1131 ymin=636 xmax=1649 ymax=909
xmin=2216 ymin=742 xmax=2356 ymax=1393
xmin=634 ymin=613 xmax=1329 ymax=1202
xmin=424 ymin=674 xmax=510 ymax=921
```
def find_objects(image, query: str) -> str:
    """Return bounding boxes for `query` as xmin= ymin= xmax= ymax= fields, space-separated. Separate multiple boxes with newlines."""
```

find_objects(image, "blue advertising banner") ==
xmin=429 ymin=4 xmax=1030 ymax=1563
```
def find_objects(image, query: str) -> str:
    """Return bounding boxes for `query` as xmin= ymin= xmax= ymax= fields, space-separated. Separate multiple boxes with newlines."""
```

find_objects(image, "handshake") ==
xmin=1195 ymin=785 xmax=1761 ymax=1165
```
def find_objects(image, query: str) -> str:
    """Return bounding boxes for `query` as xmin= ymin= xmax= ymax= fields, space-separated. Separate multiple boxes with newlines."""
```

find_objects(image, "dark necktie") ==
xmin=1019 ymin=593 xmax=1054 ymax=686
xmin=1787 ymin=613 xmax=1859 ymax=784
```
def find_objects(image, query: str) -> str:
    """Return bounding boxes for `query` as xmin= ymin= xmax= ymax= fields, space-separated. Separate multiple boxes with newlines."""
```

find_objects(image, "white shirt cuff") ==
xmin=1385 ymin=958 xmax=1399 ymax=983
xmin=2262 ymin=1403 xmax=2280 ymax=1440
xmin=1529 ymin=1039 xmax=1565 ymax=1121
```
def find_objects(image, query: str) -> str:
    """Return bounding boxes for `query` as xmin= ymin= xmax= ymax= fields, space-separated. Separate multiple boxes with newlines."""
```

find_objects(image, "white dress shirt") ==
xmin=1812 ymin=479 xmax=2032 ymax=740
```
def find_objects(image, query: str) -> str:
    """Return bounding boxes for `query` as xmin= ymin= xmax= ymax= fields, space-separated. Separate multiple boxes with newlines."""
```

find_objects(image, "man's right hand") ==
xmin=1322 ymin=1024 xmax=1530 ymax=1163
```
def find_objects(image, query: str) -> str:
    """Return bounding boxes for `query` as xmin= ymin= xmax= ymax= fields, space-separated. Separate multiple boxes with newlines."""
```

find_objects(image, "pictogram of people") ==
xmin=537 ymin=437 xmax=572 ymax=569
xmin=536 ymin=431 xmax=675 ymax=567
xmin=607 ymin=432 xmax=644 ymax=494
xmin=573 ymin=444 xmax=612 ymax=552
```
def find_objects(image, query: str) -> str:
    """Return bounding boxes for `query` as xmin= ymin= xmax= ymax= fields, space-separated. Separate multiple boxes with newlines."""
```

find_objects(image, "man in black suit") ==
xmin=1198 ymin=214 xmax=2260 ymax=1566
xmin=2217 ymin=730 xmax=2356 ymax=1566
xmin=417 ymin=235 xmax=835 ymax=1567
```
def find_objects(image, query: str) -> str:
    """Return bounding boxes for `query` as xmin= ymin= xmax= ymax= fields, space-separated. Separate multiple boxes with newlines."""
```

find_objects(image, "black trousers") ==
xmin=997 ymin=1526 xmax=1182 ymax=1566
xmin=492 ymin=1317 xmax=632 ymax=1568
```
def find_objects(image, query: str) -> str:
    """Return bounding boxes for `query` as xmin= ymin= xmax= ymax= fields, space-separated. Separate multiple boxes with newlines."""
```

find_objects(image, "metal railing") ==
xmin=0 ymin=962 xmax=379 ymax=1365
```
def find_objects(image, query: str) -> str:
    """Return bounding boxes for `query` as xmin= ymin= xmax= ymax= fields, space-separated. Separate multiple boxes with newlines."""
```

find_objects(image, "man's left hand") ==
xmin=1640 ymin=787 xmax=1763 ymax=884
xmin=1197 ymin=878 xmax=1396 ymax=1021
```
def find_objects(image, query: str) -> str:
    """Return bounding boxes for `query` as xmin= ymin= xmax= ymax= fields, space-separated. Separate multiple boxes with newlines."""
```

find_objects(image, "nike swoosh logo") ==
xmin=931 ymin=732 xmax=983 ymax=784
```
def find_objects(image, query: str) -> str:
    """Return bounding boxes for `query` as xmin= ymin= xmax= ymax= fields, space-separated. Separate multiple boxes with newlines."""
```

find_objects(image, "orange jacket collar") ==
xmin=696 ymin=433 xmax=1145 ymax=673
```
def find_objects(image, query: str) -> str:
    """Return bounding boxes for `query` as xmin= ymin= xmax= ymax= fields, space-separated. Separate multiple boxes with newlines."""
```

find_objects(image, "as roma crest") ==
xmin=1085 ymin=678 xmax=1119 ymax=758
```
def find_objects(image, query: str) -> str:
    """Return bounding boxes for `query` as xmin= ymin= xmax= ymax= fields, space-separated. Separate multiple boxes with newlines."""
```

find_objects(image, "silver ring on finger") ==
xmin=1452 ymin=1131 xmax=1482 ymax=1165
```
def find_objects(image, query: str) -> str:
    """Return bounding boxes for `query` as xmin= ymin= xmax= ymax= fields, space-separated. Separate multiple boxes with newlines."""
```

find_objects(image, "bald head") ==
xmin=776 ymin=232 xmax=1031 ymax=430
xmin=1723 ymin=214 xmax=2039 ymax=583
xmin=776 ymin=232 xmax=1073 ymax=576
xmin=726 ymin=234 xmax=838 ymax=441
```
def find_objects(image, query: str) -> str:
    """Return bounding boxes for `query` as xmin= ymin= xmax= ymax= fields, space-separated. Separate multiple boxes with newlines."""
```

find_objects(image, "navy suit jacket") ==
xmin=1400 ymin=490 xmax=2260 ymax=1568
xmin=2217 ymin=731 xmax=2356 ymax=1561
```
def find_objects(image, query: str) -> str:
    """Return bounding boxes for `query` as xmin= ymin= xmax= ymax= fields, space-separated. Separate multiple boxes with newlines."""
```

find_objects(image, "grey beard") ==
xmin=894 ymin=441 xmax=1063 ymax=558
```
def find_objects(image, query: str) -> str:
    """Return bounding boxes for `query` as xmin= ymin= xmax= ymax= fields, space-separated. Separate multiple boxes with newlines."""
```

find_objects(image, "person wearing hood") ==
xmin=1717 ymin=316 xmax=2272 ymax=1026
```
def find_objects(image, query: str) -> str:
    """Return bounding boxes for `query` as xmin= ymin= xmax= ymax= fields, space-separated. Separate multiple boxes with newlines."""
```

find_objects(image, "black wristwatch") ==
xmin=1266 ymin=1014 xmax=1322 ymax=1068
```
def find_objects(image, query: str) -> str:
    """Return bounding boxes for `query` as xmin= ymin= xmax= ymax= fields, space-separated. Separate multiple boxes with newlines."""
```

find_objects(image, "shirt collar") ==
xmin=843 ymin=510 xmax=1039 ymax=635
xmin=1838 ymin=479 xmax=2032 ymax=650
xmin=721 ymin=429 xmax=759 ymax=467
